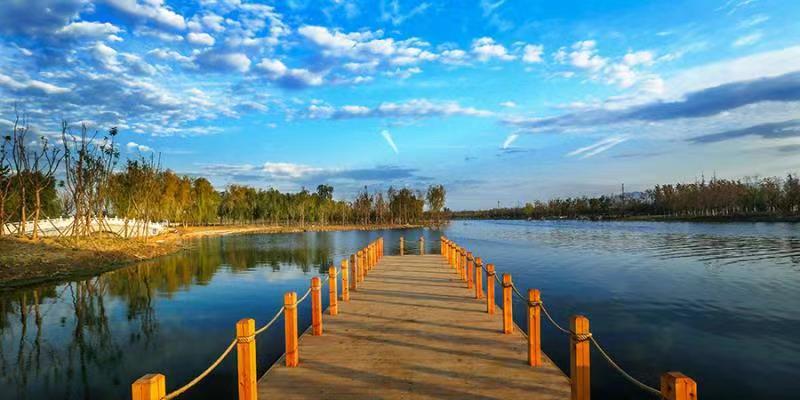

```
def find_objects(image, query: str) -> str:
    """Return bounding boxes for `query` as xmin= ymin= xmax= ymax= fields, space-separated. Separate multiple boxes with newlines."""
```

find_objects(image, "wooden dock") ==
xmin=258 ymin=254 xmax=571 ymax=399
xmin=132 ymin=237 xmax=697 ymax=400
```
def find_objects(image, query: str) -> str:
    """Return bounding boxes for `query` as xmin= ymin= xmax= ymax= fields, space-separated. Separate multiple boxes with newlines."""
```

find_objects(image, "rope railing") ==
xmin=439 ymin=236 xmax=696 ymax=400
xmin=131 ymin=237 xmax=385 ymax=400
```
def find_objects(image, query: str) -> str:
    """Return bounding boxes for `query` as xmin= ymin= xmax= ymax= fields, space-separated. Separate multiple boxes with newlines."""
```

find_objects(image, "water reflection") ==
xmin=4 ymin=222 xmax=799 ymax=399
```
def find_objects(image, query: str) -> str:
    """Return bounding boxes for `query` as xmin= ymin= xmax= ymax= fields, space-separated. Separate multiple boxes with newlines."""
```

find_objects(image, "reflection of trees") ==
xmin=0 ymin=234 xmax=339 ymax=398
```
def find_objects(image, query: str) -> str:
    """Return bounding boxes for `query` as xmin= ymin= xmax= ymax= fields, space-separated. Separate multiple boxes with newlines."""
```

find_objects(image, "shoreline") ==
xmin=0 ymin=223 xmax=424 ymax=290
xmin=451 ymin=214 xmax=800 ymax=223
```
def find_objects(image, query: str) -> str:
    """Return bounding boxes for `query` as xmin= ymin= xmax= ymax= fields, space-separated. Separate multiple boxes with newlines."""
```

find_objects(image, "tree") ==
xmin=426 ymin=184 xmax=446 ymax=223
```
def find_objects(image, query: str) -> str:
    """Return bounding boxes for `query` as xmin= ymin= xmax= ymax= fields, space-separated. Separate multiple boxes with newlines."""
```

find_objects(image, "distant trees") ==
xmin=453 ymin=175 xmax=800 ymax=220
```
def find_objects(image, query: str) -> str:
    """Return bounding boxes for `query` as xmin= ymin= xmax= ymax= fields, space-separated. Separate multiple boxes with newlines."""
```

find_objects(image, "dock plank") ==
xmin=258 ymin=254 xmax=570 ymax=399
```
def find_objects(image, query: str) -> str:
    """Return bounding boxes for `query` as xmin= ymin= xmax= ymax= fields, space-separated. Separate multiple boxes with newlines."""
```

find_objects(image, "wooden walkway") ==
xmin=258 ymin=254 xmax=570 ymax=399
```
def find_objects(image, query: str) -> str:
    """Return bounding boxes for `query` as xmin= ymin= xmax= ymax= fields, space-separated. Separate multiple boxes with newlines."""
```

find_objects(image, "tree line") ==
xmin=0 ymin=115 xmax=447 ymax=239
xmin=453 ymin=175 xmax=800 ymax=220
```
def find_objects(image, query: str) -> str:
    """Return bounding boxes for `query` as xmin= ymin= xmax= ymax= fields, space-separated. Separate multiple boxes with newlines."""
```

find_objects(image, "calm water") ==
xmin=2 ymin=221 xmax=800 ymax=399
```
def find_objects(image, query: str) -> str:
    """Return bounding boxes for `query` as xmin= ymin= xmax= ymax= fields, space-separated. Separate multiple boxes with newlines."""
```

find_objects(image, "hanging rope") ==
xmin=589 ymin=336 xmax=662 ymax=397
xmin=255 ymin=306 xmax=285 ymax=336
xmin=162 ymin=338 xmax=237 ymax=400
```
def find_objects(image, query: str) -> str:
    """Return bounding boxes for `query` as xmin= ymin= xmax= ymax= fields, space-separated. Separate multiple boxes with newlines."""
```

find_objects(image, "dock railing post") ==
xmin=570 ymin=315 xmax=590 ymax=400
xmin=131 ymin=374 xmax=165 ymax=400
xmin=487 ymin=264 xmax=496 ymax=314
xmin=474 ymin=257 xmax=483 ymax=299
xmin=329 ymin=265 xmax=338 ymax=316
xmin=466 ymin=252 xmax=474 ymax=289
xmin=528 ymin=289 xmax=542 ymax=367
xmin=660 ymin=372 xmax=697 ymax=400
xmin=284 ymin=292 xmax=298 ymax=367
xmin=400 ymin=236 xmax=404 ymax=256
xmin=456 ymin=247 xmax=462 ymax=277
xmin=502 ymin=274 xmax=513 ymax=334
xmin=235 ymin=318 xmax=257 ymax=400
xmin=449 ymin=243 xmax=455 ymax=268
xmin=311 ymin=277 xmax=322 ymax=335
xmin=341 ymin=259 xmax=350 ymax=301
xmin=419 ymin=236 xmax=425 ymax=255
xmin=357 ymin=250 xmax=364 ymax=282
xmin=461 ymin=250 xmax=468 ymax=282
xmin=350 ymin=254 xmax=358 ymax=291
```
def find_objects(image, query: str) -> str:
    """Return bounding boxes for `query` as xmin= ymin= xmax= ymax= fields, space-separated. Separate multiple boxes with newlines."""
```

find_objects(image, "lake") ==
xmin=2 ymin=220 xmax=799 ymax=399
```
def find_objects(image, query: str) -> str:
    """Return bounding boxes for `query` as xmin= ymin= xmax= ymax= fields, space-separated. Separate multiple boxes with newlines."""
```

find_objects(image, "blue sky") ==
xmin=1 ymin=0 xmax=799 ymax=209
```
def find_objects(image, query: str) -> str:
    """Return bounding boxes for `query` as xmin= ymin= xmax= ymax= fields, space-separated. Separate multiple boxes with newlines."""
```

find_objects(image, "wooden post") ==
xmin=462 ymin=251 xmax=468 ymax=282
xmin=236 ymin=318 xmax=257 ymax=400
xmin=466 ymin=252 xmax=474 ymax=289
xmin=357 ymin=250 xmax=364 ymax=282
xmin=341 ymin=259 xmax=349 ymax=301
xmin=474 ymin=257 xmax=483 ymax=299
xmin=448 ymin=243 xmax=453 ymax=267
xmin=131 ymin=374 xmax=165 ymax=400
xmin=366 ymin=244 xmax=371 ymax=272
xmin=502 ymin=274 xmax=513 ymax=334
xmin=528 ymin=289 xmax=541 ymax=367
xmin=364 ymin=245 xmax=369 ymax=273
xmin=459 ymin=249 xmax=466 ymax=280
xmin=400 ymin=237 xmax=405 ymax=256
xmin=487 ymin=264 xmax=496 ymax=314
xmin=419 ymin=236 xmax=425 ymax=255
xmin=661 ymin=372 xmax=697 ymax=400
xmin=284 ymin=292 xmax=298 ymax=367
xmin=570 ymin=315 xmax=590 ymax=400
xmin=311 ymin=277 xmax=322 ymax=335
xmin=329 ymin=265 xmax=338 ymax=316
xmin=350 ymin=254 xmax=358 ymax=291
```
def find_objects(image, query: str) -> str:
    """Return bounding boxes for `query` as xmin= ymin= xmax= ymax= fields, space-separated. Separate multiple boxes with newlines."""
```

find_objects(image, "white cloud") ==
xmin=104 ymin=0 xmax=187 ymax=30
xmin=148 ymin=47 xmax=192 ymax=63
xmin=57 ymin=21 xmax=123 ymax=40
xmin=564 ymin=40 xmax=606 ymax=70
xmin=439 ymin=49 xmax=469 ymax=65
xmin=500 ymin=101 xmax=517 ymax=108
xmin=92 ymin=42 xmax=123 ymax=72
xmin=255 ymin=58 xmax=324 ymax=88
xmin=187 ymin=32 xmax=215 ymax=46
xmin=262 ymin=162 xmax=321 ymax=179
xmin=0 ymin=73 xmax=70 ymax=95
xmin=622 ymin=50 xmax=654 ymax=66
xmin=733 ymin=32 xmax=762 ymax=47
xmin=522 ymin=44 xmax=544 ymax=63
xmin=380 ymin=0 xmax=431 ymax=26
xmin=502 ymin=133 xmax=519 ymax=149
xmin=661 ymin=45 xmax=800 ymax=100
xmin=738 ymin=14 xmax=769 ymax=29
xmin=380 ymin=130 xmax=399 ymax=153
xmin=126 ymin=141 xmax=152 ymax=153
xmin=471 ymin=37 xmax=515 ymax=62
xmin=567 ymin=136 xmax=629 ymax=159
xmin=307 ymin=99 xmax=494 ymax=120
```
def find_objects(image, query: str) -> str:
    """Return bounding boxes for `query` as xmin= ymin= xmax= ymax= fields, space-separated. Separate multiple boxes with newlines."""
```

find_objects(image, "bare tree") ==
xmin=0 ymin=134 xmax=12 ymax=236
xmin=61 ymin=122 xmax=119 ymax=238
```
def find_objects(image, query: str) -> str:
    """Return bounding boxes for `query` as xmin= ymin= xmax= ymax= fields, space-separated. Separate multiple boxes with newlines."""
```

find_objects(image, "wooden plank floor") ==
xmin=258 ymin=254 xmax=570 ymax=399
